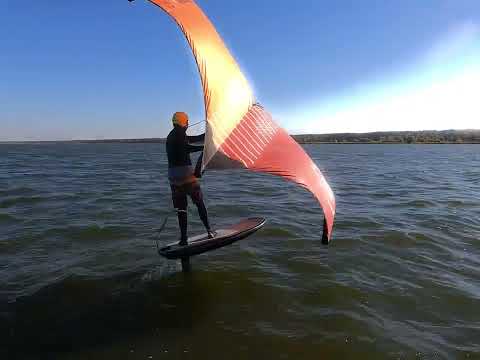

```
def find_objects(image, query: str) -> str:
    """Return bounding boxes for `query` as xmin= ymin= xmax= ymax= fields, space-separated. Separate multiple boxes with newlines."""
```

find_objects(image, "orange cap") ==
xmin=172 ymin=112 xmax=189 ymax=127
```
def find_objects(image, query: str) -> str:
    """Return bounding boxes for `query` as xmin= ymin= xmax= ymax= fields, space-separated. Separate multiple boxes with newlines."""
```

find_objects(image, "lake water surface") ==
xmin=1 ymin=143 xmax=479 ymax=359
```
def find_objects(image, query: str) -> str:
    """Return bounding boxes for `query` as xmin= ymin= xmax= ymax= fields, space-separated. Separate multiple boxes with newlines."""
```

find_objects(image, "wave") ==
xmin=0 ymin=196 xmax=47 ymax=208
xmin=260 ymin=227 xmax=296 ymax=238
xmin=43 ymin=224 xmax=135 ymax=242
xmin=388 ymin=199 xmax=437 ymax=208
xmin=0 ymin=213 xmax=20 ymax=223
xmin=0 ymin=186 xmax=36 ymax=197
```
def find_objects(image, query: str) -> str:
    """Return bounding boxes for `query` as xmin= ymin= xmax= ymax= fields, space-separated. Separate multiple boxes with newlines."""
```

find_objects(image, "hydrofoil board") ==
xmin=158 ymin=217 xmax=266 ymax=259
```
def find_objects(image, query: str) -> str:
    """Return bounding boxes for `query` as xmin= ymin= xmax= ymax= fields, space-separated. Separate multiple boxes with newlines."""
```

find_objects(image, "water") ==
xmin=1 ymin=143 xmax=479 ymax=359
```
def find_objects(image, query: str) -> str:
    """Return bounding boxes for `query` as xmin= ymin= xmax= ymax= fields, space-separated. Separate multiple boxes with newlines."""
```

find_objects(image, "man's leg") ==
xmin=196 ymin=200 xmax=210 ymax=231
xmin=189 ymin=182 xmax=213 ymax=236
xmin=177 ymin=209 xmax=188 ymax=245
xmin=171 ymin=184 xmax=188 ymax=245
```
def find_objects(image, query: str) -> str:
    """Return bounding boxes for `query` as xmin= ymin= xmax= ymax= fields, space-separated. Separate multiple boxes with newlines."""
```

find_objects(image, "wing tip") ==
xmin=321 ymin=217 xmax=332 ymax=245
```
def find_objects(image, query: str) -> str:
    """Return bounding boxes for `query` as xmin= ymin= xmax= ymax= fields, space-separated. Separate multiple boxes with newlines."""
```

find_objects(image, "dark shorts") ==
xmin=170 ymin=181 xmax=203 ymax=210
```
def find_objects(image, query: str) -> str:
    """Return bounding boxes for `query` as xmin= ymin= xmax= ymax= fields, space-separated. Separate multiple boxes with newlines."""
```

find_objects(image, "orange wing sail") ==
xmin=146 ymin=0 xmax=336 ymax=242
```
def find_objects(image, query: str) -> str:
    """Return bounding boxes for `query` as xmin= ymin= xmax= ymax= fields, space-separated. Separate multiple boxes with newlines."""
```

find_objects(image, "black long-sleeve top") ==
xmin=166 ymin=125 xmax=205 ymax=169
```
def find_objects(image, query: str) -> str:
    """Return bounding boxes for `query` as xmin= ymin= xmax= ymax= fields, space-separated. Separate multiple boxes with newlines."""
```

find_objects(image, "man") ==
xmin=166 ymin=111 xmax=214 ymax=245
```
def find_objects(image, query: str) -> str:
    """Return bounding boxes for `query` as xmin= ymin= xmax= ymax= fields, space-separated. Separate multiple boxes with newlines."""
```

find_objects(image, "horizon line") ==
xmin=1 ymin=128 xmax=479 ymax=144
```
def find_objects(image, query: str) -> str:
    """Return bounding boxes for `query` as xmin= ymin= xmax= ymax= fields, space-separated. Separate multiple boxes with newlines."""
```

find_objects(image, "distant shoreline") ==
xmin=3 ymin=141 xmax=480 ymax=145
xmin=292 ymin=129 xmax=480 ymax=144
xmin=2 ymin=129 xmax=480 ymax=144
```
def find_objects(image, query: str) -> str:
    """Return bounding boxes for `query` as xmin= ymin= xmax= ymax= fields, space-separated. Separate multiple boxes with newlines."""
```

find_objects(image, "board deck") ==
xmin=158 ymin=217 xmax=266 ymax=259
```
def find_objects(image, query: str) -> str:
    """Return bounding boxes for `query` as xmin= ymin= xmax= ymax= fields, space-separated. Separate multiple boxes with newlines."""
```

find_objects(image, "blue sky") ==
xmin=1 ymin=0 xmax=479 ymax=140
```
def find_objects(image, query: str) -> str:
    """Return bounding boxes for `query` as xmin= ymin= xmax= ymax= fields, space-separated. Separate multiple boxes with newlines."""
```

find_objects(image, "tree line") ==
xmin=292 ymin=130 xmax=480 ymax=144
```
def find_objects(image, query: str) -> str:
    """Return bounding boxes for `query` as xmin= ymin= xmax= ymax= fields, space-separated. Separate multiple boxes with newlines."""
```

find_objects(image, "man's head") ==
xmin=172 ymin=112 xmax=189 ymax=128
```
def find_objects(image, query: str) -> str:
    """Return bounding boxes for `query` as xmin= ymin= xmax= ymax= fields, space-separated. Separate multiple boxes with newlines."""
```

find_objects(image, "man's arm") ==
xmin=185 ymin=132 xmax=205 ymax=153
xmin=186 ymin=144 xmax=204 ymax=153
xmin=187 ymin=133 xmax=205 ymax=143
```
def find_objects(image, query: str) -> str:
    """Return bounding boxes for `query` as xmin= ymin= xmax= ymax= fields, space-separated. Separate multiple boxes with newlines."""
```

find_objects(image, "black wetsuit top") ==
xmin=166 ymin=126 xmax=205 ymax=168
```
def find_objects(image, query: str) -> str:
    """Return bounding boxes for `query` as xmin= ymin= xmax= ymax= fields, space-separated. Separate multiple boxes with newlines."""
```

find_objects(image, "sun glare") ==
xmin=283 ymin=23 xmax=480 ymax=134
